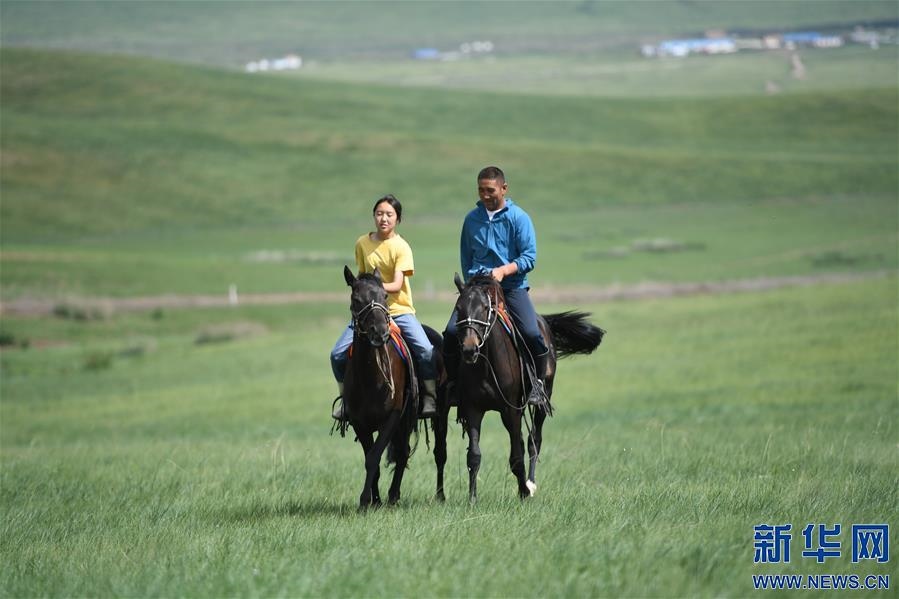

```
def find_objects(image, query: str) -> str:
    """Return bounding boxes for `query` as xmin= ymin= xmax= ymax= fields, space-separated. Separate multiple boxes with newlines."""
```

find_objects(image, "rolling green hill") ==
xmin=1 ymin=48 xmax=896 ymax=299
xmin=2 ymin=48 xmax=895 ymax=241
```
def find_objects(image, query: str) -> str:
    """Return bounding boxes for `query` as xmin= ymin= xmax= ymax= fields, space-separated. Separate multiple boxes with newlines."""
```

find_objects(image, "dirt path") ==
xmin=0 ymin=271 xmax=892 ymax=317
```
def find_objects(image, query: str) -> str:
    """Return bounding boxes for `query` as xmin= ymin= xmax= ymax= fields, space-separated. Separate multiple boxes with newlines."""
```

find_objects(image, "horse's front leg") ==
xmin=356 ymin=429 xmax=379 ymax=508
xmin=387 ymin=424 xmax=409 ymax=506
xmin=501 ymin=408 xmax=530 ymax=499
xmin=465 ymin=407 xmax=484 ymax=505
xmin=432 ymin=399 xmax=449 ymax=502
xmin=361 ymin=413 xmax=399 ymax=509
xmin=527 ymin=407 xmax=547 ymax=495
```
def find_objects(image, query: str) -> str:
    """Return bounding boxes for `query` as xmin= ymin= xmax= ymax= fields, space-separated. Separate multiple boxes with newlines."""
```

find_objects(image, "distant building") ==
xmin=640 ymin=27 xmax=865 ymax=59
xmin=414 ymin=42 xmax=493 ymax=61
xmin=653 ymin=38 xmax=737 ymax=57
xmin=245 ymin=54 xmax=302 ymax=73
xmin=413 ymin=48 xmax=440 ymax=60
xmin=782 ymin=32 xmax=844 ymax=49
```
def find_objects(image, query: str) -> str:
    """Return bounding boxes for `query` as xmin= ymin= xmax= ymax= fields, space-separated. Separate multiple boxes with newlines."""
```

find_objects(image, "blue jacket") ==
xmin=460 ymin=199 xmax=537 ymax=290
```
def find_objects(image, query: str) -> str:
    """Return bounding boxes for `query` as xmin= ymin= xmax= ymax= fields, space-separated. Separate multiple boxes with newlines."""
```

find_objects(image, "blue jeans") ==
xmin=444 ymin=287 xmax=548 ymax=360
xmin=330 ymin=313 xmax=436 ymax=383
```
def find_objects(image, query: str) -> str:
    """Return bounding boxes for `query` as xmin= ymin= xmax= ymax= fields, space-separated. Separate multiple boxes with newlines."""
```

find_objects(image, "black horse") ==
xmin=341 ymin=266 xmax=450 ymax=507
xmin=452 ymin=273 xmax=604 ymax=503
xmin=342 ymin=266 xmax=419 ymax=508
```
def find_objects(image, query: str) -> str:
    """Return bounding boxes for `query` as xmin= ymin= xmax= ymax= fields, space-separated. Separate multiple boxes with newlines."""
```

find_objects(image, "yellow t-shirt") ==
xmin=354 ymin=233 xmax=416 ymax=316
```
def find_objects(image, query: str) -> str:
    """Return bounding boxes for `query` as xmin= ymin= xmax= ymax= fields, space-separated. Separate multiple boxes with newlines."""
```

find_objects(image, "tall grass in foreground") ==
xmin=1 ymin=278 xmax=896 ymax=596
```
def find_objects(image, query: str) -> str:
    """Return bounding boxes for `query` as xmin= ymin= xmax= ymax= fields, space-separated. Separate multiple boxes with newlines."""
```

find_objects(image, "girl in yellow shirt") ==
xmin=330 ymin=194 xmax=437 ymax=420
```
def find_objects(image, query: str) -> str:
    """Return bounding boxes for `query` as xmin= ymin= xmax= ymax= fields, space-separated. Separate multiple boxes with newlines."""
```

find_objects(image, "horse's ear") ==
xmin=372 ymin=268 xmax=382 ymax=283
xmin=454 ymin=272 xmax=465 ymax=293
xmin=344 ymin=265 xmax=356 ymax=286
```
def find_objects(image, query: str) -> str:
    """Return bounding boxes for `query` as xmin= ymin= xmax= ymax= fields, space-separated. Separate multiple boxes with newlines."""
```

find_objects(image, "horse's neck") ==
xmin=351 ymin=335 xmax=398 ymax=381
xmin=484 ymin=324 xmax=519 ymax=381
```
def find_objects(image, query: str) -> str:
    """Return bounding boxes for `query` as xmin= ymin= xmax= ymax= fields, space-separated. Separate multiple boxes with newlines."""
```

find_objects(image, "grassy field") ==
xmin=1 ymin=278 xmax=896 ymax=596
xmin=1 ymin=3 xmax=897 ymax=596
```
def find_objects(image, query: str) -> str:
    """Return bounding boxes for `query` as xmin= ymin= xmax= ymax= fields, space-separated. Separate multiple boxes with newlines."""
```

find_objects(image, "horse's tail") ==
xmin=542 ymin=311 xmax=605 ymax=358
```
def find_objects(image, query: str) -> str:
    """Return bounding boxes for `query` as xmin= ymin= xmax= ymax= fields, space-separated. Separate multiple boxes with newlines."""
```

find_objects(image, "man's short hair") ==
xmin=477 ymin=166 xmax=505 ymax=183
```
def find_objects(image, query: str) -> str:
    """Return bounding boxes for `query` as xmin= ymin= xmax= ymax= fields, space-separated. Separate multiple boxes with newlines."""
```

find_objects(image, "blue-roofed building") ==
xmin=655 ymin=38 xmax=737 ymax=57
xmin=412 ymin=48 xmax=440 ymax=60
xmin=782 ymin=32 xmax=844 ymax=48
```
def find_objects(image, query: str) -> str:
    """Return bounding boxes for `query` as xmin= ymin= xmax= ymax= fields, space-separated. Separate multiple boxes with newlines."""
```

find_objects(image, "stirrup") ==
xmin=526 ymin=379 xmax=552 ymax=415
xmin=526 ymin=379 xmax=546 ymax=406
xmin=330 ymin=397 xmax=349 ymax=437
xmin=331 ymin=396 xmax=347 ymax=421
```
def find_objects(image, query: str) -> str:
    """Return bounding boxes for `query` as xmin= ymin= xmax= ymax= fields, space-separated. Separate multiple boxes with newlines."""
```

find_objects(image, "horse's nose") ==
xmin=365 ymin=327 xmax=384 ymax=346
xmin=369 ymin=327 xmax=389 ymax=347
xmin=461 ymin=345 xmax=478 ymax=364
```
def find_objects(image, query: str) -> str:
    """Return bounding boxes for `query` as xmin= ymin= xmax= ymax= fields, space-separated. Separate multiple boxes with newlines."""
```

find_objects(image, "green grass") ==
xmin=2 ymin=278 xmax=896 ymax=596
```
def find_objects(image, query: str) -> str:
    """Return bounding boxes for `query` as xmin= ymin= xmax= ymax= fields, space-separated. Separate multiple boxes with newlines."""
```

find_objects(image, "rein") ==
xmin=351 ymin=296 xmax=396 ymax=400
xmin=458 ymin=282 xmax=538 ymax=446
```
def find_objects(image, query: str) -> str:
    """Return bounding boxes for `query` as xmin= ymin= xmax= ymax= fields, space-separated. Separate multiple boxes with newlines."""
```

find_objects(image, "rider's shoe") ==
xmin=420 ymin=379 xmax=438 ymax=418
xmin=527 ymin=352 xmax=550 ymax=407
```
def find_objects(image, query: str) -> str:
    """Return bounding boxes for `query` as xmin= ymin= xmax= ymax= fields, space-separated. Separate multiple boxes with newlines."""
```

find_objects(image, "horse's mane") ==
xmin=466 ymin=274 xmax=502 ymax=290
xmin=355 ymin=272 xmax=388 ymax=296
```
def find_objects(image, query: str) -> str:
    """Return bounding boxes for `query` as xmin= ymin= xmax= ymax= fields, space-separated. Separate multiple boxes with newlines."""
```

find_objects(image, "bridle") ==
xmin=352 ymin=292 xmax=391 ymax=344
xmin=456 ymin=285 xmax=499 ymax=360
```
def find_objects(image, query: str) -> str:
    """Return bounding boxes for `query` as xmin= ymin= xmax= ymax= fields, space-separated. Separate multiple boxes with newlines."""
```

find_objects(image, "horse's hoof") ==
xmin=526 ymin=480 xmax=537 ymax=497
xmin=435 ymin=491 xmax=446 ymax=503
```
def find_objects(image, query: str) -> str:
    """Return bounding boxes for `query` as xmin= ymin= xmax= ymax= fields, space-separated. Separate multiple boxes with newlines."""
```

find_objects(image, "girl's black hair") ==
xmin=373 ymin=194 xmax=402 ymax=222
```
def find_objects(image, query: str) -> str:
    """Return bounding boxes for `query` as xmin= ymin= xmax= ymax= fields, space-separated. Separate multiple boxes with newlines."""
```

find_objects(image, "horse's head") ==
xmin=344 ymin=265 xmax=391 ymax=347
xmin=453 ymin=272 xmax=502 ymax=364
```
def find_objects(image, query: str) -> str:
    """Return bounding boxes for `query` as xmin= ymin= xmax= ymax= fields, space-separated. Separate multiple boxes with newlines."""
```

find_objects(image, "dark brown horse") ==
xmin=341 ymin=266 xmax=450 ymax=507
xmin=342 ymin=266 xmax=419 ymax=508
xmin=452 ymin=274 xmax=604 ymax=503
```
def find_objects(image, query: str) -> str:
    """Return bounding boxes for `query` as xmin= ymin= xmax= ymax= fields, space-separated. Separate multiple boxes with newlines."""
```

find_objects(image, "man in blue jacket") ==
xmin=444 ymin=165 xmax=549 ymax=406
